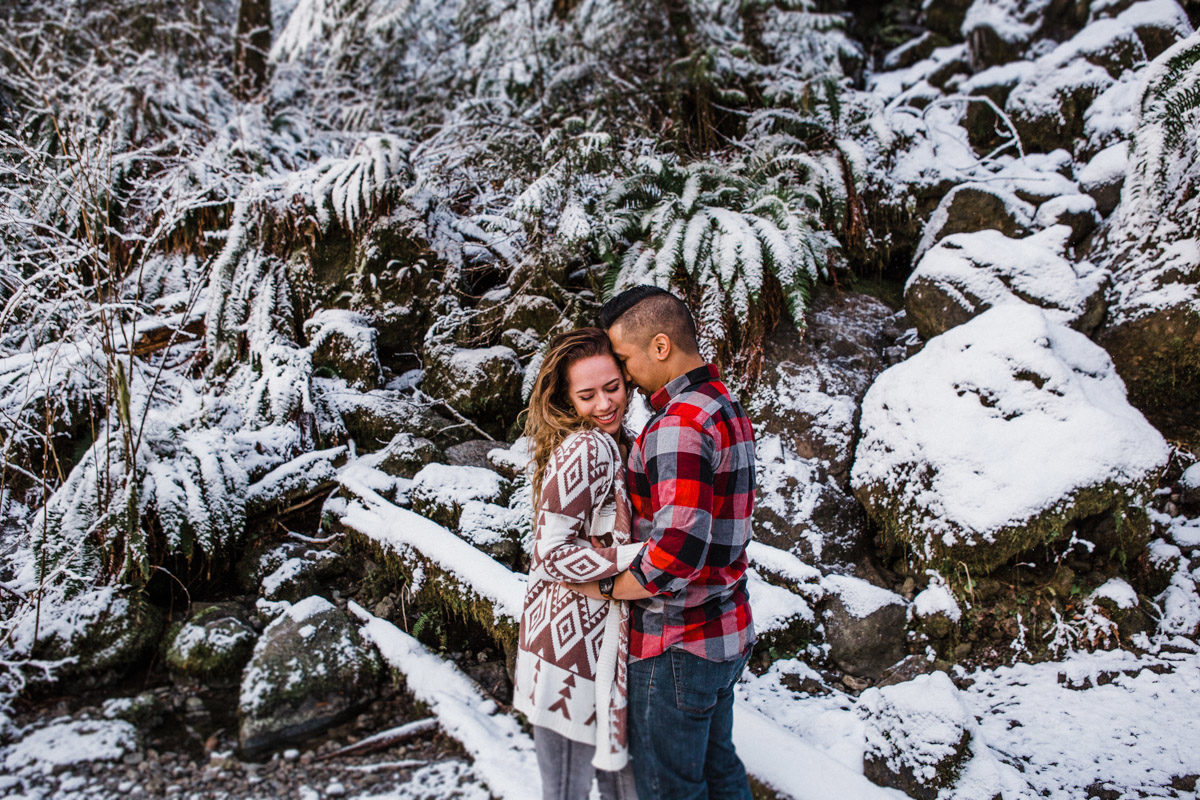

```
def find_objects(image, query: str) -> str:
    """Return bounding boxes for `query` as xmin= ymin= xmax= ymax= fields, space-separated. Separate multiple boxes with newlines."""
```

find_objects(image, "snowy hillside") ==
xmin=1 ymin=0 xmax=1199 ymax=798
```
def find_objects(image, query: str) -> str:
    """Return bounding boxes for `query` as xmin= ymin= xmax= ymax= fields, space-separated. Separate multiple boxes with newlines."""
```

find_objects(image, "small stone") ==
xmin=842 ymin=674 xmax=870 ymax=692
xmin=283 ymin=749 xmax=300 ymax=762
xmin=326 ymin=779 xmax=347 ymax=797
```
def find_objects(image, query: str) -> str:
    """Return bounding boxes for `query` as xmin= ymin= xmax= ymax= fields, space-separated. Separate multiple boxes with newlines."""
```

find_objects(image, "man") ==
xmin=580 ymin=285 xmax=757 ymax=800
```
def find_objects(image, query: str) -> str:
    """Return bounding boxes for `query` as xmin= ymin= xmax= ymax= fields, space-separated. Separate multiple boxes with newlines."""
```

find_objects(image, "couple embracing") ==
xmin=514 ymin=286 xmax=757 ymax=800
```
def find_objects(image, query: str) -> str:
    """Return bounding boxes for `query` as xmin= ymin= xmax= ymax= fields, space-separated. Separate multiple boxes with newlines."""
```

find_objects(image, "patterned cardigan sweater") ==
xmin=513 ymin=428 xmax=643 ymax=771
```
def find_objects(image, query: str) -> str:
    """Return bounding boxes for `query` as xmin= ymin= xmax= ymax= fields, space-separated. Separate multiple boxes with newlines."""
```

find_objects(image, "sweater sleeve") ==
xmin=530 ymin=430 xmax=644 ymax=583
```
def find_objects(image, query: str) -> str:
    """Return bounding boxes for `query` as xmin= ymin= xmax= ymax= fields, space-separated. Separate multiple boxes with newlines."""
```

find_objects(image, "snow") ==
xmin=746 ymin=540 xmax=823 ymax=587
xmin=338 ymin=475 xmax=525 ymax=624
xmin=4 ymin=719 xmax=139 ymax=770
xmin=907 ymin=225 xmax=1108 ymax=329
xmin=913 ymin=573 xmax=963 ymax=622
xmin=349 ymin=604 xmax=538 ymax=800
xmin=823 ymin=574 xmax=906 ymax=619
xmin=858 ymin=671 xmax=972 ymax=786
xmin=1078 ymin=140 xmax=1129 ymax=190
xmin=1182 ymin=463 xmax=1200 ymax=490
xmin=347 ymin=761 xmax=490 ymax=800
xmin=411 ymin=464 xmax=506 ymax=509
xmin=962 ymin=648 xmax=1200 ymax=798
xmin=733 ymin=701 xmax=908 ymax=800
xmin=852 ymin=304 xmax=1170 ymax=554
xmin=1092 ymin=577 xmax=1139 ymax=609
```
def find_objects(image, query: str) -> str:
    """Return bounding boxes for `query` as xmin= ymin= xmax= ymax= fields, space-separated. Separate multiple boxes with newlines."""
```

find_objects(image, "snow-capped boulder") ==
xmin=1097 ymin=0 xmax=1195 ymax=60
xmin=498 ymin=294 xmax=561 ymax=336
xmin=411 ymin=463 xmax=509 ymax=529
xmin=373 ymin=431 xmax=440 ymax=478
xmin=1034 ymin=193 xmax=1100 ymax=245
xmin=421 ymin=343 xmax=524 ymax=435
xmin=238 ymin=596 xmax=383 ymax=754
xmin=165 ymin=603 xmax=257 ymax=686
xmin=1089 ymin=577 xmax=1155 ymax=638
xmin=1181 ymin=463 xmax=1200 ymax=507
xmin=32 ymin=587 xmax=165 ymax=685
xmin=1005 ymin=42 xmax=1120 ymax=154
xmin=851 ymin=304 xmax=1169 ymax=574
xmin=963 ymin=0 xmax=1056 ymax=70
xmin=304 ymin=309 xmax=382 ymax=391
xmin=905 ymin=226 xmax=1109 ymax=340
xmin=314 ymin=378 xmax=453 ymax=451
xmin=1078 ymin=140 xmax=1129 ymax=216
xmin=914 ymin=183 xmax=1035 ymax=264
xmin=260 ymin=546 xmax=342 ymax=603
xmin=819 ymin=575 xmax=908 ymax=679
xmin=244 ymin=446 xmax=345 ymax=516
xmin=859 ymin=671 xmax=975 ymax=800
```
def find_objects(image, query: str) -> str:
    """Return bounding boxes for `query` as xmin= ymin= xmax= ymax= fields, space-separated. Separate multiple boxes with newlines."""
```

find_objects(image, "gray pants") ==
xmin=534 ymin=726 xmax=639 ymax=800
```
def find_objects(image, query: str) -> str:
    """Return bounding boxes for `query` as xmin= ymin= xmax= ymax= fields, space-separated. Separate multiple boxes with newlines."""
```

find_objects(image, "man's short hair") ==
xmin=599 ymin=285 xmax=700 ymax=355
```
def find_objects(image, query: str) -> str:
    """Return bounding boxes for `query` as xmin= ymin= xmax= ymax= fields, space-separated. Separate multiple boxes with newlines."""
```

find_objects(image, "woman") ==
xmin=513 ymin=327 xmax=642 ymax=800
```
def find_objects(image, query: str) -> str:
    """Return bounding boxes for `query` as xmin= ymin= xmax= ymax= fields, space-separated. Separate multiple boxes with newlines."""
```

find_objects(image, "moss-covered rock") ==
xmin=373 ymin=432 xmax=440 ymax=478
xmin=304 ymin=309 xmax=383 ymax=391
xmin=165 ymin=603 xmax=258 ymax=686
xmin=33 ymin=587 xmax=165 ymax=685
xmin=237 ymin=596 xmax=383 ymax=754
xmin=411 ymin=463 xmax=510 ymax=529
xmin=421 ymin=343 xmax=524 ymax=437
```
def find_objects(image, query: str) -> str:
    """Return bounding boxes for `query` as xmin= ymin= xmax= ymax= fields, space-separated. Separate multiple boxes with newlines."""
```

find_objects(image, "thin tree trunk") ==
xmin=235 ymin=0 xmax=272 ymax=99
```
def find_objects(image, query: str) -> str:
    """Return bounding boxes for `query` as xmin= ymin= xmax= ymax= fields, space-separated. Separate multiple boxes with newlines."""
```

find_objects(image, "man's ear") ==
xmin=651 ymin=333 xmax=672 ymax=361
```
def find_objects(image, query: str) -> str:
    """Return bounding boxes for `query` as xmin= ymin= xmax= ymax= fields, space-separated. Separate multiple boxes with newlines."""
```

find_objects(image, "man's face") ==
xmin=607 ymin=322 xmax=663 ymax=397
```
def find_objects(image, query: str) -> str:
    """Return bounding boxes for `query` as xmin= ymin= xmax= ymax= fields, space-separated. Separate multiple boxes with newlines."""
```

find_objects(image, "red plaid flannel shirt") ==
xmin=626 ymin=364 xmax=756 ymax=662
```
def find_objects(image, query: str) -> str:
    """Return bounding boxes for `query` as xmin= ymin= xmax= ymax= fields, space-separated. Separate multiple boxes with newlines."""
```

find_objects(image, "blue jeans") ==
xmin=627 ymin=648 xmax=753 ymax=800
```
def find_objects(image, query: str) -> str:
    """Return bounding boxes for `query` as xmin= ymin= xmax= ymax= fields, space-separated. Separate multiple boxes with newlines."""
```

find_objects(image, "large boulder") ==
xmin=1094 ymin=0 xmax=1195 ymax=60
xmin=913 ymin=183 xmax=1035 ymax=264
xmin=1005 ymin=53 xmax=1116 ymax=154
xmin=32 ymin=587 xmax=165 ymax=684
xmin=851 ymin=304 xmax=1170 ymax=574
xmin=920 ymin=0 xmax=974 ymax=38
xmin=305 ymin=309 xmax=382 ymax=390
xmin=411 ymin=463 xmax=509 ymax=529
xmin=819 ymin=575 xmax=908 ymax=679
xmin=859 ymin=671 xmax=975 ymax=799
xmin=905 ymin=226 xmax=1109 ymax=340
xmin=165 ymin=603 xmax=257 ymax=686
xmin=421 ymin=342 xmax=524 ymax=437
xmin=238 ymin=596 xmax=383 ymax=754
xmin=313 ymin=378 xmax=455 ymax=450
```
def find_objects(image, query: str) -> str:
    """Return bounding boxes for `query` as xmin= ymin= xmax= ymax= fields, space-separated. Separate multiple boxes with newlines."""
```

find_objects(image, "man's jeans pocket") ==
xmin=669 ymin=649 xmax=738 ymax=714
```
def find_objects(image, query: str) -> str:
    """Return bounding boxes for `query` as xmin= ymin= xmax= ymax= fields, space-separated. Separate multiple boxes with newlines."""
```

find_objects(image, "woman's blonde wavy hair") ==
xmin=524 ymin=327 xmax=628 ymax=509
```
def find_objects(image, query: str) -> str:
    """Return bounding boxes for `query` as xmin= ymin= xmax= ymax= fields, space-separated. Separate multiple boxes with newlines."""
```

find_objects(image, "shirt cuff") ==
xmin=614 ymin=543 xmax=645 ymax=572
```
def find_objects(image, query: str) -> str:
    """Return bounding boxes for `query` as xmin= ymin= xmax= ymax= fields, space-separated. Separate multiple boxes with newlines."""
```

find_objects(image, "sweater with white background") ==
xmin=513 ymin=429 xmax=642 ymax=771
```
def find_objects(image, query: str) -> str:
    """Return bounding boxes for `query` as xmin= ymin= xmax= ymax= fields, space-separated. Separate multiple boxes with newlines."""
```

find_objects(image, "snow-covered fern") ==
xmin=599 ymin=149 xmax=843 ymax=381
xmin=1122 ymin=31 xmax=1200 ymax=236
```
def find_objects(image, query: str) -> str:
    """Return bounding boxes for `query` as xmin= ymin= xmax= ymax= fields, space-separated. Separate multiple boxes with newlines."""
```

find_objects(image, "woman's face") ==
xmin=565 ymin=354 xmax=628 ymax=437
